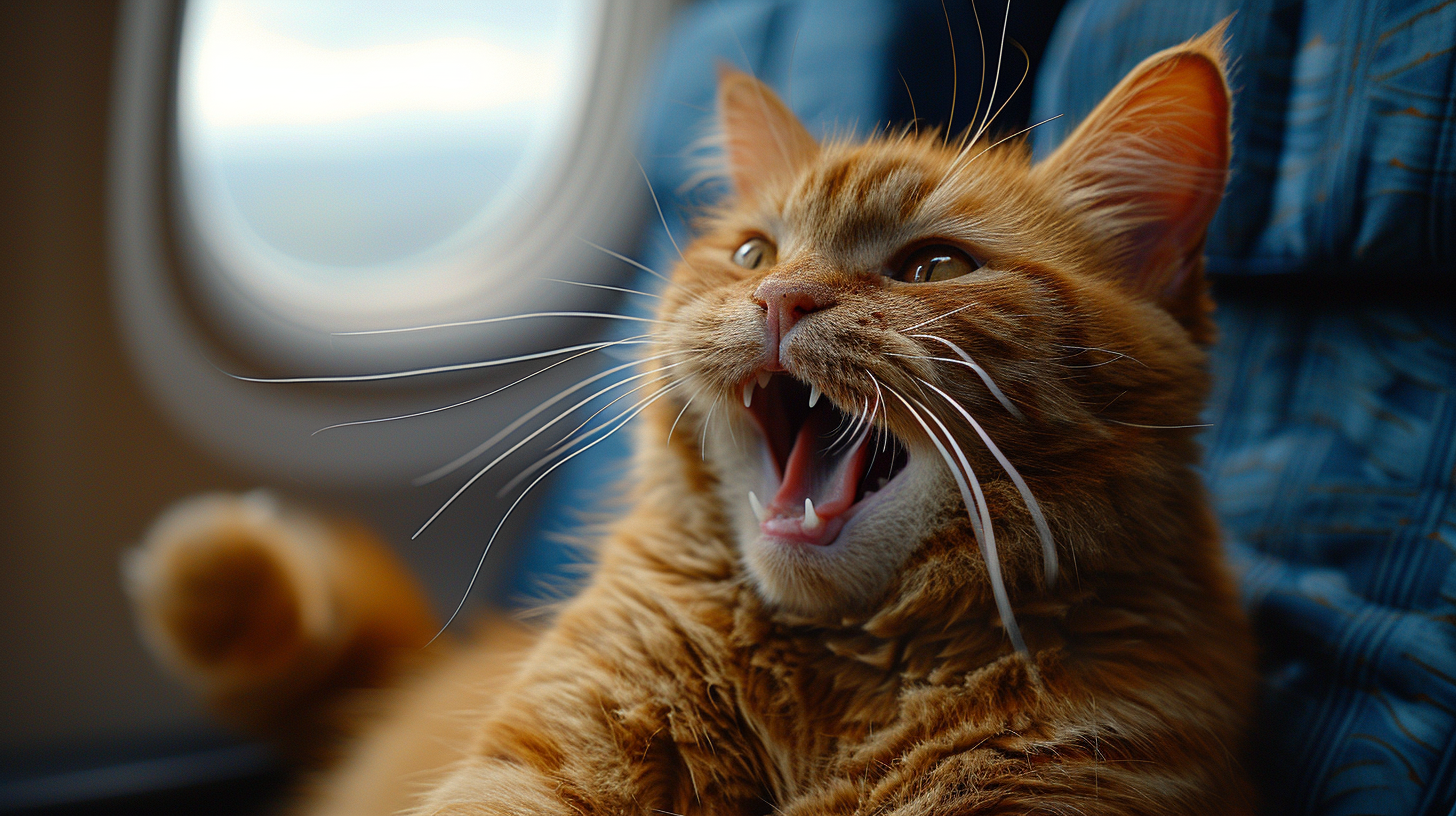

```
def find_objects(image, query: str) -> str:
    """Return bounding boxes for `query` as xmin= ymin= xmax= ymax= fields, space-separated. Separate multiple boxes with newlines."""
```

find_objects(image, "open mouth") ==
xmin=741 ymin=373 xmax=909 ymax=547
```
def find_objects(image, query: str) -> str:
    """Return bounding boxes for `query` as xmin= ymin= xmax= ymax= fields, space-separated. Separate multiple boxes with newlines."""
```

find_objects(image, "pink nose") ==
xmin=753 ymin=278 xmax=836 ymax=369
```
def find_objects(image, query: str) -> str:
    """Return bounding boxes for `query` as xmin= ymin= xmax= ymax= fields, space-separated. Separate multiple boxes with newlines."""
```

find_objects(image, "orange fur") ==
xmin=125 ymin=491 xmax=440 ymax=761
xmin=128 ymin=25 xmax=1255 ymax=815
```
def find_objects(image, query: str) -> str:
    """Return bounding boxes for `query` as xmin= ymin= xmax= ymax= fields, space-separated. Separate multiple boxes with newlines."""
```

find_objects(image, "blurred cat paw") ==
xmin=123 ymin=490 xmax=340 ymax=691
xmin=125 ymin=490 xmax=439 ymax=750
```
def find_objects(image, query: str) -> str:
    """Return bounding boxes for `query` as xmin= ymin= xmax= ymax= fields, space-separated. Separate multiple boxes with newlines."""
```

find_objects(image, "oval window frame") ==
xmin=171 ymin=0 xmax=610 ymax=345
xmin=109 ymin=0 xmax=677 ymax=484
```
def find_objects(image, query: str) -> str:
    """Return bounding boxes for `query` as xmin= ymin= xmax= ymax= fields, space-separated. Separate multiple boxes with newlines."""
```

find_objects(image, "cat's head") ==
xmin=652 ymin=26 xmax=1231 ymax=621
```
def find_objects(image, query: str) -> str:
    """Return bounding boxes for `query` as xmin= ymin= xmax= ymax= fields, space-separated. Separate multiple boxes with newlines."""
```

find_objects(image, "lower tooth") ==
xmin=803 ymin=498 xmax=823 ymax=532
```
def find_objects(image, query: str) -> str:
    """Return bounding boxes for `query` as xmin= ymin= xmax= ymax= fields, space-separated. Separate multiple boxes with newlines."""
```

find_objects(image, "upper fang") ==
xmin=748 ymin=491 xmax=766 ymax=523
xmin=757 ymin=371 xmax=771 ymax=388
xmin=743 ymin=381 xmax=754 ymax=408
xmin=808 ymin=384 xmax=822 ymax=408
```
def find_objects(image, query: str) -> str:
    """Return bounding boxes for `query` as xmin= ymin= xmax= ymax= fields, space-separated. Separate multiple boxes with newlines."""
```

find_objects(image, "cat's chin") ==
xmin=736 ymin=455 xmax=941 ymax=616
xmin=710 ymin=372 xmax=938 ymax=616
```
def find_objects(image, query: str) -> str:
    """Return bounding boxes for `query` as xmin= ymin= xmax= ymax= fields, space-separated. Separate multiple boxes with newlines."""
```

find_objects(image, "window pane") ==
xmin=176 ymin=0 xmax=596 ymax=277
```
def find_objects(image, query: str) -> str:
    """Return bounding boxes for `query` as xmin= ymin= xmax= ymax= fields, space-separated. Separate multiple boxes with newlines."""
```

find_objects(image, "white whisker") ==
xmin=963 ymin=32 xmax=1030 ymax=157
xmin=897 ymin=302 xmax=976 ymax=333
xmin=1106 ymin=419 xmax=1213 ymax=430
xmin=968 ymin=0 xmax=1012 ymax=147
xmin=546 ymin=373 xmax=675 ymax=454
xmin=1059 ymin=345 xmax=1147 ymax=367
xmin=822 ymin=396 xmax=857 ymax=447
xmin=576 ymin=237 xmax=683 ymax=291
xmin=905 ymin=335 xmax=1022 ymax=418
xmin=414 ymin=356 xmax=680 ymax=486
xmin=637 ymin=158 xmax=700 ymax=277
xmin=721 ymin=18 xmax=795 ymax=176
xmin=861 ymin=375 xmax=889 ymax=472
xmin=424 ymin=384 xmax=678 ymax=641
xmin=959 ymin=113 xmax=1063 ymax=168
xmin=918 ymin=377 xmax=1057 ymax=585
xmin=699 ymin=396 xmax=721 ymax=461
xmin=783 ymin=24 xmax=803 ymax=101
xmin=966 ymin=0 xmax=987 ymax=145
xmin=725 ymin=398 xmax=740 ymax=449
xmin=886 ymin=387 xmax=1028 ymax=656
xmin=230 ymin=339 xmax=651 ymax=385
xmin=667 ymin=388 xmax=700 ymax=446
xmin=411 ymin=369 xmax=683 ymax=539
xmin=939 ymin=0 xmax=958 ymax=148
xmin=333 ymin=311 xmax=661 ymax=337
xmin=501 ymin=381 xmax=682 ymax=495
xmin=313 ymin=336 xmax=655 ymax=434
xmin=543 ymin=278 xmax=660 ymax=299
xmin=465 ymin=362 xmax=687 ymax=485
xmin=897 ymin=70 xmax=919 ymax=138
xmin=861 ymin=375 xmax=885 ymax=454
xmin=889 ymin=348 xmax=1018 ymax=413
xmin=827 ymin=396 xmax=870 ymax=452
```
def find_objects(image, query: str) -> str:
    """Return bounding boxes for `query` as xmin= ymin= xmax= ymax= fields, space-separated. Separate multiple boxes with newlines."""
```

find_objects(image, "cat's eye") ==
xmin=732 ymin=237 xmax=777 ymax=270
xmin=894 ymin=244 xmax=981 ymax=283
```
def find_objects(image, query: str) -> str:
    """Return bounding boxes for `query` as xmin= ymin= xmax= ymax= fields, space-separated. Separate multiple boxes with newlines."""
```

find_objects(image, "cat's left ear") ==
xmin=1033 ymin=21 xmax=1232 ymax=341
xmin=717 ymin=67 xmax=818 ymax=200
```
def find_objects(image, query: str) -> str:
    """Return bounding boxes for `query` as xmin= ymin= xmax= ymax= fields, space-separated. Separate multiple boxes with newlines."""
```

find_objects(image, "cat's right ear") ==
xmin=717 ymin=66 xmax=818 ymax=199
xmin=1032 ymin=22 xmax=1232 ymax=340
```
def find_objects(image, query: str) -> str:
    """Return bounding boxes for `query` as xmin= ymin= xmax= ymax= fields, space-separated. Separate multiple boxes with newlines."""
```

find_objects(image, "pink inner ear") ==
xmin=717 ymin=68 xmax=818 ymax=200
xmin=1035 ymin=36 xmax=1232 ymax=307
xmin=1121 ymin=57 xmax=1230 ymax=290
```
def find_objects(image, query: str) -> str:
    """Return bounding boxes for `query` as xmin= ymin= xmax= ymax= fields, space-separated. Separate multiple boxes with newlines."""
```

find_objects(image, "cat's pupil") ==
xmin=732 ymin=237 xmax=776 ymax=270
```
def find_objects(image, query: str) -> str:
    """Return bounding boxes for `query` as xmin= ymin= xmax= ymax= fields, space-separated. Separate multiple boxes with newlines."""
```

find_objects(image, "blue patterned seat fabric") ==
xmin=1035 ymin=3 xmax=1455 ymax=814
xmin=511 ymin=2 xmax=1456 ymax=814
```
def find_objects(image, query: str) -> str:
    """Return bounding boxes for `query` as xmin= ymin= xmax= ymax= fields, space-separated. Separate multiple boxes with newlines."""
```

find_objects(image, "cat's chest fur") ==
xmin=591 ymin=483 xmax=1075 ymax=802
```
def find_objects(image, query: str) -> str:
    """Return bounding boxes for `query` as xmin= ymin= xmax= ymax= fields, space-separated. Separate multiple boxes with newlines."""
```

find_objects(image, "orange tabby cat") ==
xmin=127 ymin=24 xmax=1255 ymax=815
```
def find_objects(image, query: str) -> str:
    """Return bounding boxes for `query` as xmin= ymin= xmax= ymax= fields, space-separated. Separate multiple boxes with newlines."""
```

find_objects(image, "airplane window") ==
xmin=175 ymin=0 xmax=601 ymax=333
xmin=109 ymin=0 xmax=671 ymax=480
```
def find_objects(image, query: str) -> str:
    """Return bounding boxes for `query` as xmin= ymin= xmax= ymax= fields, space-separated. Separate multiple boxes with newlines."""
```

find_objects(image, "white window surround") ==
xmin=175 ymin=1 xmax=598 ymax=281
xmin=109 ymin=0 xmax=677 ymax=485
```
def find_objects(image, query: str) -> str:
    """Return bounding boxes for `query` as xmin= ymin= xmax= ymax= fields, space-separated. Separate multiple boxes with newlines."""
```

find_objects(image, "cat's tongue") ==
xmin=761 ymin=405 xmax=870 ymax=546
